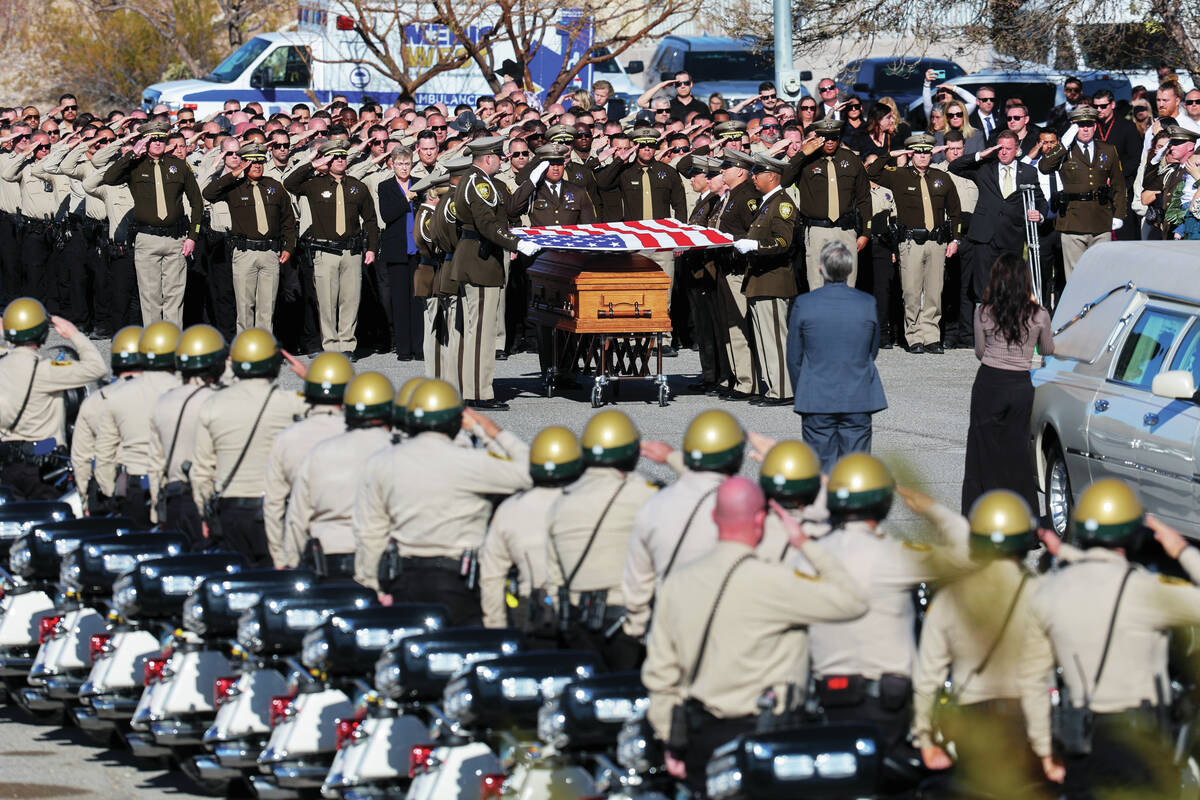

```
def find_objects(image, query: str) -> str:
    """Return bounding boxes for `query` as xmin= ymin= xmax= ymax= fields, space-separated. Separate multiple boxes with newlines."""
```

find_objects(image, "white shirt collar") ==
xmin=761 ymin=185 xmax=782 ymax=202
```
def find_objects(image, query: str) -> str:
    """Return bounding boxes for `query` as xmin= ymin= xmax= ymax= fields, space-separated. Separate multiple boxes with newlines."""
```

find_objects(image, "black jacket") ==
xmin=378 ymin=177 xmax=412 ymax=261
xmin=947 ymin=153 xmax=1046 ymax=251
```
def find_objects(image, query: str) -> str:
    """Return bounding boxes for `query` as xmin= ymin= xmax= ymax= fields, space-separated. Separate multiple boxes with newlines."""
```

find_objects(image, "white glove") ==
xmin=529 ymin=160 xmax=549 ymax=184
xmin=1111 ymin=217 xmax=1124 ymax=231
xmin=732 ymin=238 xmax=759 ymax=254
xmin=516 ymin=239 xmax=542 ymax=257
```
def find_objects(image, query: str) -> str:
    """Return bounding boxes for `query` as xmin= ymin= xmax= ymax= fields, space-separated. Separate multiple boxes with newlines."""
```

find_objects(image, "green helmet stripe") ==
xmin=828 ymin=485 xmax=893 ymax=511
xmin=684 ymin=442 xmax=744 ymax=471
xmin=6 ymin=318 xmax=48 ymax=343
xmin=583 ymin=439 xmax=639 ymax=465
xmin=531 ymin=456 xmax=583 ymax=483
xmin=759 ymin=473 xmax=820 ymax=499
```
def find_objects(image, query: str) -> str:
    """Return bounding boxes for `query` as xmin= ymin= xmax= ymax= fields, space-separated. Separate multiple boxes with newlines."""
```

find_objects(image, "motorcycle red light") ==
xmin=38 ymin=615 xmax=62 ymax=645
xmin=214 ymin=676 xmax=237 ymax=707
xmin=335 ymin=717 xmax=363 ymax=750
xmin=827 ymin=676 xmax=849 ymax=690
xmin=269 ymin=695 xmax=295 ymax=727
xmin=408 ymin=743 xmax=435 ymax=778
xmin=480 ymin=773 xmax=507 ymax=799
xmin=88 ymin=633 xmax=110 ymax=663
xmin=143 ymin=653 xmax=167 ymax=686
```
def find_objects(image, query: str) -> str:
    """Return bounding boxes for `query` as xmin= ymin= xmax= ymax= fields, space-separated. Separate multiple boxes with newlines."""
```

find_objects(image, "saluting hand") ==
xmin=769 ymin=498 xmax=809 ymax=549
xmin=746 ymin=431 xmax=776 ymax=462
xmin=1147 ymin=514 xmax=1189 ymax=560
xmin=281 ymin=349 xmax=308 ymax=379
xmin=639 ymin=440 xmax=673 ymax=463
xmin=49 ymin=315 xmax=78 ymax=340
xmin=895 ymin=485 xmax=935 ymax=515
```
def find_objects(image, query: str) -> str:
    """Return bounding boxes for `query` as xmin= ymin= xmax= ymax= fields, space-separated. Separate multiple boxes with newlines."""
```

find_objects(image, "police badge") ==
xmin=168 ymin=165 xmax=178 ymax=175
xmin=321 ymin=190 xmax=332 ymax=199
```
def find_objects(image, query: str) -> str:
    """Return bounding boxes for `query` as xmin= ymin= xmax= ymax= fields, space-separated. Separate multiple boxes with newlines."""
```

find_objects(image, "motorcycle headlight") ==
xmin=59 ymin=557 xmax=81 ymax=589
xmin=616 ymin=721 xmax=651 ymax=772
xmin=301 ymin=631 xmax=330 ymax=670
xmin=443 ymin=678 xmax=474 ymax=721
xmin=237 ymin=617 xmax=262 ymax=651
xmin=374 ymin=659 xmax=401 ymax=694
xmin=537 ymin=699 xmax=568 ymax=749
xmin=9 ymin=538 xmax=31 ymax=574
xmin=53 ymin=538 xmax=80 ymax=556
xmin=182 ymin=595 xmax=205 ymax=632
xmin=113 ymin=583 xmax=138 ymax=617
xmin=706 ymin=748 xmax=743 ymax=800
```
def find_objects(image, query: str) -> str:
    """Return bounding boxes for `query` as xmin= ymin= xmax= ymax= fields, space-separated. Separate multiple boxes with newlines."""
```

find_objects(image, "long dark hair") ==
xmin=981 ymin=253 xmax=1040 ymax=345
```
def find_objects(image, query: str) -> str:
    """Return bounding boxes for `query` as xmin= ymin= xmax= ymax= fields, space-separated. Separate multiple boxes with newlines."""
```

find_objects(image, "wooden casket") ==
xmin=528 ymin=251 xmax=672 ymax=335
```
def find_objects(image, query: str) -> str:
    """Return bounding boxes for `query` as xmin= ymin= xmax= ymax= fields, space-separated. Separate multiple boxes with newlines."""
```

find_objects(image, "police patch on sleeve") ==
xmin=474 ymin=181 xmax=495 ymax=205
xmin=779 ymin=202 xmax=794 ymax=219
xmin=747 ymin=199 xmax=759 ymax=213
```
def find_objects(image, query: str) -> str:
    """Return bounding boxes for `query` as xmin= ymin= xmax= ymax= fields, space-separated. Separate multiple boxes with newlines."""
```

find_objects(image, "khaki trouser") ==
xmin=1061 ymin=232 xmax=1108 ymax=279
xmin=644 ymin=249 xmax=676 ymax=310
xmin=748 ymin=296 xmax=793 ymax=400
xmin=231 ymin=248 xmax=279 ymax=333
xmin=718 ymin=270 xmax=755 ymax=394
xmin=312 ymin=248 xmax=362 ymax=353
xmin=495 ymin=255 xmax=508 ymax=351
xmin=804 ymin=227 xmax=858 ymax=289
xmin=460 ymin=284 xmax=500 ymax=401
xmin=134 ymin=233 xmax=187 ymax=326
xmin=441 ymin=294 xmax=462 ymax=391
xmin=423 ymin=297 xmax=441 ymax=379
xmin=898 ymin=240 xmax=946 ymax=346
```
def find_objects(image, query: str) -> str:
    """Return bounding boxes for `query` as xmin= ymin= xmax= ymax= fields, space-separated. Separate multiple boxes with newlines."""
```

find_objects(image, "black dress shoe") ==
xmin=686 ymin=382 xmax=710 ymax=392
xmin=926 ymin=342 xmax=945 ymax=354
xmin=758 ymin=396 xmax=793 ymax=406
xmin=495 ymin=350 xmax=508 ymax=361
xmin=467 ymin=399 xmax=510 ymax=410
xmin=721 ymin=390 xmax=752 ymax=401
xmin=880 ymin=339 xmax=894 ymax=350
xmin=906 ymin=343 xmax=926 ymax=355
xmin=706 ymin=385 xmax=724 ymax=397
xmin=396 ymin=354 xmax=414 ymax=362
xmin=660 ymin=345 xmax=678 ymax=358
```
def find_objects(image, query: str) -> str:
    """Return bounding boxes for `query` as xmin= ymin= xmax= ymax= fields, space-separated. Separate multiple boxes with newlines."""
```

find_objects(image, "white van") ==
xmin=142 ymin=1 xmax=642 ymax=117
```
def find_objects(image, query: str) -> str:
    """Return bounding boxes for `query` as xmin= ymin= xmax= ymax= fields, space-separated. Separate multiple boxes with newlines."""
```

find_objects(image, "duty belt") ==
xmin=135 ymin=220 xmax=187 ymax=238
xmin=19 ymin=217 xmax=50 ymax=234
xmin=460 ymin=229 xmax=481 ymax=240
xmin=400 ymin=555 xmax=461 ymax=572
xmin=1063 ymin=188 xmax=1112 ymax=204
xmin=304 ymin=235 xmax=363 ymax=255
xmin=229 ymin=235 xmax=282 ymax=252
xmin=163 ymin=480 xmax=189 ymax=497
xmin=801 ymin=213 xmax=857 ymax=231
xmin=217 ymin=497 xmax=263 ymax=510
xmin=897 ymin=223 xmax=951 ymax=245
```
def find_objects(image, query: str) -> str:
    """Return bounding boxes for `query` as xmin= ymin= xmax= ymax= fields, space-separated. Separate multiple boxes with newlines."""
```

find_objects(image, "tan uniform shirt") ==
xmin=544 ymin=467 xmax=660 ymax=608
xmin=621 ymin=469 xmax=723 ymax=638
xmin=353 ymin=430 xmax=532 ymax=589
xmin=0 ymin=151 xmax=22 ymax=213
xmin=281 ymin=425 xmax=391 ymax=567
xmin=93 ymin=370 xmax=180 ymax=496
xmin=1019 ymin=546 xmax=1200 ymax=757
xmin=148 ymin=380 xmax=219 ymax=508
xmin=479 ymin=485 xmax=563 ymax=629
xmin=0 ymin=335 xmax=106 ymax=444
xmin=83 ymin=142 xmax=136 ymax=242
xmin=0 ymin=154 xmax=67 ymax=219
xmin=70 ymin=377 xmax=135 ymax=509
xmin=642 ymin=539 xmax=869 ymax=740
xmin=190 ymin=378 xmax=309 ymax=509
xmin=263 ymin=406 xmax=345 ymax=567
xmin=807 ymin=510 xmax=972 ymax=680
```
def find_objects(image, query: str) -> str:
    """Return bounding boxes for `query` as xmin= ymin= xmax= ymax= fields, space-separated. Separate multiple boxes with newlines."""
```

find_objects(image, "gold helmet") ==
xmin=759 ymin=440 xmax=821 ymax=505
xmin=3 ymin=297 xmax=49 ymax=344
xmin=111 ymin=325 xmax=145 ymax=371
xmin=407 ymin=379 xmax=463 ymax=432
xmin=393 ymin=377 xmax=426 ymax=428
xmin=230 ymin=328 xmax=281 ymax=378
xmin=175 ymin=324 xmax=227 ymax=372
xmin=581 ymin=410 xmax=639 ymax=467
xmin=530 ymin=426 xmax=584 ymax=484
xmin=968 ymin=490 xmax=1037 ymax=559
xmin=826 ymin=453 xmax=895 ymax=518
xmin=304 ymin=352 xmax=355 ymax=403
xmin=344 ymin=372 xmax=394 ymax=426
xmin=138 ymin=321 xmax=181 ymax=369
xmin=1073 ymin=478 xmax=1144 ymax=546
xmin=681 ymin=410 xmax=745 ymax=472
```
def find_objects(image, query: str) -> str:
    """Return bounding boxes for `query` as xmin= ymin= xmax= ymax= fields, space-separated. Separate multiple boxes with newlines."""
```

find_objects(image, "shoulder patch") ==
xmin=747 ymin=199 xmax=759 ymax=212
xmin=779 ymin=201 xmax=794 ymax=219
xmin=473 ymin=180 xmax=496 ymax=206
xmin=50 ymin=360 xmax=75 ymax=366
xmin=1159 ymin=575 xmax=1192 ymax=587
xmin=902 ymin=541 xmax=932 ymax=552
xmin=487 ymin=450 xmax=512 ymax=461
xmin=645 ymin=480 xmax=659 ymax=489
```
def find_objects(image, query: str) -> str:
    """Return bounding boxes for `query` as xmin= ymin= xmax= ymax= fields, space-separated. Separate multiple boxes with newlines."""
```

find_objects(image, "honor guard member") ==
xmin=544 ymin=410 xmax=660 ymax=670
xmin=509 ymin=143 xmax=597 ymax=226
xmin=191 ymin=328 xmax=309 ymax=564
xmin=101 ymin=121 xmax=203 ymax=327
xmin=540 ymin=123 xmax=602 ymax=211
xmin=479 ymin=425 xmax=584 ymax=641
xmin=680 ymin=156 xmax=728 ymax=394
xmin=448 ymin=136 xmax=540 ymax=410
xmin=712 ymin=120 xmax=749 ymax=152
xmin=93 ymin=321 xmax=182 ymax=527
xmin=755 ymin=439 xmax=825 ymax=562
xmin=911 ymin=490 xmax=1045 ymax=796
xmin=868 ymin=133 xmax=962 ymax=354
xmin=784 ymin=118 xmax=872 ymax=288
xmin=149 ymin=324 xmax=227 ymax=548
xmin=731 ymin=153 xmax=799 ymax=406
xmin=83 ymin=135 xmax=140 ymax=331
xmin=429 ymin=158 xmax=473 ymax=386
xmin=284 ymin=139 xmax=380 ymax=355
xmin=0 ymin=299 xmax=106 ymax=499
xmin=353 ymin=379 xmax=532 ymax=625
xmin=263 ymin=351 xmax=352 ymax=568
xmin=202 ymin=143 xmax=298 ymax=333
xmin=390 ymin=375 xmax=425 ymax=439
xmin=72 ymin=325 xmax=143 ymax=514
xmin=622 ymin=410 xmax=746 ymax=639
xmin=412 ymin=170 xmax=450 ymax=379
xmin=713 ymin=149 xmax=762 ymax=400
xmin=1020 ymin=479 xmax=1200 ymax=795
xmin=1038 ymin=106 xmax=1127 ymax=277
xmin=807 ymin=454 xmax=972 ymax=763
xmin=283 ymin=371 xmax=394 ymax=577
xmin=642 ymin=476 xmax=868 ymax=796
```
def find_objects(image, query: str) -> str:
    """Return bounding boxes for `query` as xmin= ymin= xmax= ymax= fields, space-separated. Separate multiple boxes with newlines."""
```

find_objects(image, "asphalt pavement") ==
xmin=0 ymin=339 xmax=981 ymax=798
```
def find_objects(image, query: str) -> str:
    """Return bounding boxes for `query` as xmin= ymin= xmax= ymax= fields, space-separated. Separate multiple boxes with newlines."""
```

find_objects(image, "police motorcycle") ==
xmin=406 ymin=650 xmax=604 ymax=800
xmin=195 ymin=582 xmax=376 ymax=798
xmin=153 ymin=568 xmax=318 ymax=794
xmin=111 ymin=551 xmax=246 ymax=759
xmin=13 ymin=517 xmax=134 ymax=716
xmin=603 ymin=715 xmax=672 ymax=800
xmin=254 ymin=604 xmax=449 ymax=798
xmin=524 ymin=671 xmax=650 ymax=799
xmin=0 ymin=502 xmax=82 ymax=706
xmin=325 ymin=627 xmax=526 ymax=800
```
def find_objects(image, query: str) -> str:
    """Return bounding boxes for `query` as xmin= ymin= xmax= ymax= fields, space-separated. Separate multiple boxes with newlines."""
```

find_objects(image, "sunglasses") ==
xmin=1093 ymin=102 xmax=1110 ymax=109
xmin=203 ymin=133 xmax=218 ymax=140
xmin=35 ymin=144 xmax=50 ymax=151
xmin=819 ymin=85 xmax=836 ymax=92
xmin=655 ymin=109 xmax=670 ymax=114
xmin=430 ymin=125 xmax=447 ymax=131
xmin=799 ymin=104 xmax=816 ymax=111
xmin=977 ymin=96 xmax=995 ymax=103
xmin=675 ymin=80 xmax=692 ymax=87
xmin=1007 ymin=114 xmax=1025 ymax=121
xmin=947 ymin=112 xmax=963 ymax=118
xmin=63 ymin=105 xmax=78 ymax=111
xmin=1187 ymin=100 xmax=1200 ymax=106
xmin=847 ymin=104 xmax=861 ymax=110
xmin=270 ymin=143 xmax=288 ymax=149
xmin=761 ymin=93 xmax=777 ymax=100
xmin=510 ymin=150 xmax=531 ymax=157
xmin=761 ymin=123 xmax=780 ymax=130
xmin=668 ymin=146 xmax=688 ymax=153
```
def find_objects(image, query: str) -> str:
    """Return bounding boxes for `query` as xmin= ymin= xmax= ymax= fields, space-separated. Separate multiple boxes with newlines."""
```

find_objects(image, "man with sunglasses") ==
xmin=55 ymin=94 xmax=80 ymax=134
xmin=970 ymin=86 xmax=998 ymax=139
xmin=1038 ymin=106 xmax=1126 ymax=276
xmin=815 ymin=78 xmax=841 ymax=120
xmin=990 ymin=103 xmax=1041 ymax=158
xmin=1047 ymin=76 xmax=1085 ymax=136
xmin=1 ymin=132 xmax=70 ymax=305
xmin=1091 ymin=89 xmax=1142 ymax=241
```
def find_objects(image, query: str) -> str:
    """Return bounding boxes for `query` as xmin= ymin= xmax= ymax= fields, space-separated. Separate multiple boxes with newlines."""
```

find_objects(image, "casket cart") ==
xmin=528 ymin=251 xmax=673 ymax=407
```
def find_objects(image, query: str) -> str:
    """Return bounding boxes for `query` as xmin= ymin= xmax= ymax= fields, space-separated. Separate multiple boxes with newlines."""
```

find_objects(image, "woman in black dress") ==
xmin=962 ymin=253 xmax=1055 ymax=512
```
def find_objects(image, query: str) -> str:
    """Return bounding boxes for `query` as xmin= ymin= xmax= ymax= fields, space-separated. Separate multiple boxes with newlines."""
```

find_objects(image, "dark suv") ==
xmin=836 ymin=57 xmax=966 ymax=108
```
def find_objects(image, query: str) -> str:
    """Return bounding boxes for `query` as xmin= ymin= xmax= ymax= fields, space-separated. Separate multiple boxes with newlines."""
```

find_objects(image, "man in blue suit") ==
xmin=787 ymin=241 xmax=888 ymax=471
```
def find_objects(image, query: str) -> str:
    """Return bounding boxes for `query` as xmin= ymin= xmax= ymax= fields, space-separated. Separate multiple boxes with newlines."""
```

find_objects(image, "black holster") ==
xmin=301 ymin=538 xmax=328 ymax=577
xmin=377 ymin=539 xmax=401 ymax=585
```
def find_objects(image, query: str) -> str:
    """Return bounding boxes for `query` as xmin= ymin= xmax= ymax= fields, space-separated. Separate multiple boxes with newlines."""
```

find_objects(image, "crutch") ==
xmin=1019 ymin=184 xmax=1043 ymax=306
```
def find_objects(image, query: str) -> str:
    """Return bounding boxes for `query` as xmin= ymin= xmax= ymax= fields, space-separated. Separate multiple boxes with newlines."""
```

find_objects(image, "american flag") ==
xmin=511 ymin=219 xmax=734 ymax=252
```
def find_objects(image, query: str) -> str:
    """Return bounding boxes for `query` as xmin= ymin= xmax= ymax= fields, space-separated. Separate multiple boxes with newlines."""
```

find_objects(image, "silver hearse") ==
xmin=1032 ymin=241 xmax=1200 ymax=539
